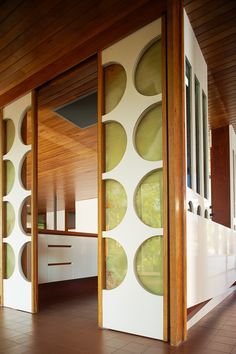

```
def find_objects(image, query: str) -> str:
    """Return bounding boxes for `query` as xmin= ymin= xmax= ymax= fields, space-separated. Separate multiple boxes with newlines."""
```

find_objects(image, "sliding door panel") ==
xmin=98 ymin=18 xmax=167 ymax=340
xmin=1 ymin=93 xmax=38 ymax=312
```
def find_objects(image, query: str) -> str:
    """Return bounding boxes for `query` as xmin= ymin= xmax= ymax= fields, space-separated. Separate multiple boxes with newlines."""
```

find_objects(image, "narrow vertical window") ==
xmin=202 ymin=91 xmax=208 ymax=199
xmin=195 ymin=76 xmax=200 ymax=194
xmin=185 ymin=59 xmax=192 ymax=188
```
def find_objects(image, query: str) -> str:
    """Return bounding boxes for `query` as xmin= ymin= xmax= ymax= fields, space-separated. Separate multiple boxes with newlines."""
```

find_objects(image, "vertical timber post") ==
xmin=167 ymin=0 xmax=187 ymax=346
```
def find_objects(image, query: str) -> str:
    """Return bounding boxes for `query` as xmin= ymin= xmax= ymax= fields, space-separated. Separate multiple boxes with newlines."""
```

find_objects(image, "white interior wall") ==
xmin=75 ymin=198 xmax=98 ymax=233
xmin=56 ymin=209 xmax=66 ymax=231
xmin=46 ymin=211 xmax=55 ymax=230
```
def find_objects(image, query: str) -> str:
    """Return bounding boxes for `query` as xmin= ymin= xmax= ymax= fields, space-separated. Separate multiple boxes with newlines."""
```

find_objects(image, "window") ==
xmin=195 ymin=76 xmax=200 ymax=194
xmin=185 ymin=59 xmax=192 ymax=188
xmin=202 ymin=91 xmax=208 ymax=199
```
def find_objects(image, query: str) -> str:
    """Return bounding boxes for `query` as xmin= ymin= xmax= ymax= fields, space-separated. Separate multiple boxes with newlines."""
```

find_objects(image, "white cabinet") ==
xmin=38 ymin=234 xmax=98 ymax=284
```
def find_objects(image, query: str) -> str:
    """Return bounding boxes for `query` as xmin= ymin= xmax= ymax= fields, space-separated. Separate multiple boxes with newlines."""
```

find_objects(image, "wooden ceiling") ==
xmin=0 ymin=0 xmax=165 ymax=107
xmin=37 ymin=56 xmax=97 ymax=212
xmin=0 ymin=0 xmax=236 ymax=211
xmin=184 ymin=0 xmax=236 ymax=129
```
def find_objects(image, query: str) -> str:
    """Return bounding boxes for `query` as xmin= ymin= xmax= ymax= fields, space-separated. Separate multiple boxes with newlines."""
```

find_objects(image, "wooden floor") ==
xmin=0 ymin=290 xmax=236 ymax=354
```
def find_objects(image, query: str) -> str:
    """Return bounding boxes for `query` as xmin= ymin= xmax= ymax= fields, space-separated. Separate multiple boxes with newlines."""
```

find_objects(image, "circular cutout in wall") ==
xmin=21 ymin=196 xmax=31 ymax=234
xmin=4 ymin=119 xmax=15 ymax=154
xmin=21 ymin=110 xmax=32 ymax=145
xmin=3 ymin=243 xmax=15 ymax=279
xmin=21 ymin=152 xmax=32 ymax=190
xmin=105 ymin=238 xmax=127 ymax=290
xmin=135 ymin=236 xmax=163 ymax=295
xmin=104 ymin=64 xmax=127 ymax=114
xmin=105 ymin=179 xmax=127 ymax=230
xmin=4 ymin=160 xmax=15 ymax=195
xmin=135 ymin=169 xmax=163 ymax=228
xmin=135 ymin=38 xmax=162 ymax=96
xmin=21 ymin=242 xmax=31 ymax=281
xmin=135 ymin=104 xmax=162 ymax=161
xmin=105 ymin=121 xmax=127 ymax=172
xmin=3 ymin=202 xmax=15 ymax=237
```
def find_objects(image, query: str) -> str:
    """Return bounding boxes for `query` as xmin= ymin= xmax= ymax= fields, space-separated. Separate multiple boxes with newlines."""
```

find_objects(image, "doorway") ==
xmin=30 ymin=56 xmax=98 ymax=310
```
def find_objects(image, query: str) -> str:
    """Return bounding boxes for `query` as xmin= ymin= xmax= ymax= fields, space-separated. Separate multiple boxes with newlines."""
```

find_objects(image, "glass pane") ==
xmin=202 ymin=91 xmax=208 ymax=199
xmin=21 ymin=110 xmax=32 ymax=145
xmin=4 ymin=160 xmax=15 ymax=195
xmin=135 ymin=39 xmax=162 ymax=96
xmin=3 ymin=243 xmax=15 ymax=279
xmin=105 ymin=238 xmax=127 ymax=289
xmin=195 ymin=76 xmax=200 ymax=194
xmin=105 ymin=179 xmax=127 ymax=230
xmin=21 ymin=243 xmax=31 ymax=281
xmin=135 ymin=169 xmax=163 ymax=228
xmin=4 ymin=202 xmax=15 ymax=237
xmin=104 ymin=64 xmax=127 ymax=114
xmin=21 ymin=152 xmax=32 ymax=190
xmin=135 ymin=104 xmax=162 ymax=161
xmin=185 ymin=59 xmax=192 ymax=188
xmin=135 ymin=236 xmax=163 ymax=295
xmin=4 ymin=119 xmax=15 ymax=154
xmin=105 ymin=121 xmax=127 ymax=172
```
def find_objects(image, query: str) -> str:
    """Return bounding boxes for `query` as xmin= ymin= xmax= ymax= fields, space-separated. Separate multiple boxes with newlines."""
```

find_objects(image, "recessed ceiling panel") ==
xmin=54 ymin=92 xmax=97 ymax=129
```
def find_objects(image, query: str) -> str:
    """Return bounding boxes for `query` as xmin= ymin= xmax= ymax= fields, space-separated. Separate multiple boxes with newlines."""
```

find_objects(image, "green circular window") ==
xmin=4 ymin=119 xmax=15 ymax=154
xmin=4 ymin=160 xmax=15 ymax=195
xmin=135 ymin=236 xmax=163 ymax=295
xmin=105 ymin=121 xmax=127 ymax=172
xmin=105 ymin=238 xmax=127 ymax=290
xmin=104 ymin=64 xmax=127 ymax=114
xmin=135 ymin=170 xmax=163 ymax=228
xmin=21 ymin=197 xmax=31 ymax=234
xmin=3 ymin=243 xmax=15 ymax=279
xmin=135 ymin=39 xmax=162 ymax=96
xmin=4 ymin=202 xmax=15 ymax=237
xmin=105 ymin=179 xmax=127 ymax=230
xmin=21 ymin=152 xmax=32 ymax=190
xmin=21 ymin=242 xmax=31 ymax=281
xmin=135 ymin=105 xmax=162 ymax=161
xmin=21 ymin=110 xmax=32 ymax=145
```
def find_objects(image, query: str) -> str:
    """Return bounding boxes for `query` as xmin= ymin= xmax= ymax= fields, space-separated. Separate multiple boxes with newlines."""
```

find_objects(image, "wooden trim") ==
xmin=48 ymin=245 xmax=72 ymax=248
xmin=0 ymin=108 xmax=3 ymax=306
xmin=162 ymin=15 xmax=169 ymax=343
xmin=167 ymin=0 xmax=187 ymax=346
xmin=36 ymin=229 xmax=97 ymax=238
xmin=97 ymin=51 xmax=105 ymax=328
xmin=31 ymin=89 xmax=38 ymax=313
xmin=48 ymin=262 xmax=72 ymax=266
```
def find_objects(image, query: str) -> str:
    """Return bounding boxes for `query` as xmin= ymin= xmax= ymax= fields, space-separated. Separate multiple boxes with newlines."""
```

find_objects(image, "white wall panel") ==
xmin=101 ymin=18 xmax=164 ymax=340
xmin=2 ymin=93 xmax=33 ymax=312
xmin=187 ymin=212 xmax=236 ymax=308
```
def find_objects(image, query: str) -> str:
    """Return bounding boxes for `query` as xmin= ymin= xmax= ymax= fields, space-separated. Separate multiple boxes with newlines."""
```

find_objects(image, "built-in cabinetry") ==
xmin=38 ymin=233 xmax=98 ymax=284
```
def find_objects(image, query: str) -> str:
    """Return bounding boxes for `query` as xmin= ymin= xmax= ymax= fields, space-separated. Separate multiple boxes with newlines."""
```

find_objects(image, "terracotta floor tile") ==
xmin=121 ymin=341 xmax=150 ymax=353
xmin=206 ymin=341 xmax=234 ymax=353
xmin=0 ymin=288 xmax=236 ymax=354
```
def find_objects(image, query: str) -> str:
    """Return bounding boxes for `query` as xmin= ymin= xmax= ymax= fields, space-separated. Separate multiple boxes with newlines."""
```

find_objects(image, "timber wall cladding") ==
xmin=101 ymin=18 xmax=165 ymax=340
xmin=0 ymin=0 xmax=166 ymax=108
xmin=2 ymin=93 xmax=33 ymax=312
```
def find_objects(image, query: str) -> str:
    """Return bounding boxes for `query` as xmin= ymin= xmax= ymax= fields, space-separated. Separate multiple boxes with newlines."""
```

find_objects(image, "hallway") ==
xmin=0 ymin=290 xmax=236 ymax=354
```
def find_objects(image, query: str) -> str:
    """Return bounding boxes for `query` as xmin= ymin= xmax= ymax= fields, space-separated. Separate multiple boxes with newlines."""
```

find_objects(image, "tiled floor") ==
xmin=1 ymin=290 xmax=236 ymax=354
